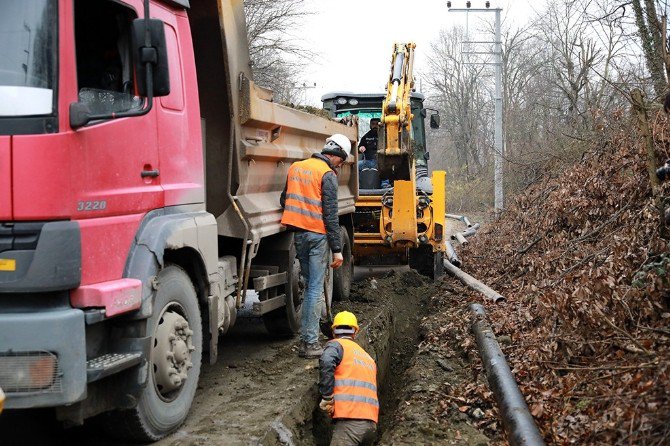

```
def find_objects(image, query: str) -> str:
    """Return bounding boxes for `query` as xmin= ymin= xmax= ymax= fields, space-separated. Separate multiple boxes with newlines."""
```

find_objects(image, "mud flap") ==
xmin=319 ymin=253 xmax=334 ymax=338
xmin=208 ymin=295 xmax=219 ymax=365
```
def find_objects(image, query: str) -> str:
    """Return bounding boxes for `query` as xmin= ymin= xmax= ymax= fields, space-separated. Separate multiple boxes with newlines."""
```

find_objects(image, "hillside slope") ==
xmin=461 ymin=111 xmax=670 ymax=444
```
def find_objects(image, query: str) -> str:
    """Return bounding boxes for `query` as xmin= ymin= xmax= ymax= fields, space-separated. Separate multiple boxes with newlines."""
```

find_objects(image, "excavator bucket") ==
xmin=377 ymin=152 xmax=413 ymax=181
xmin=376 ymin=122 xmax=413 ymax=180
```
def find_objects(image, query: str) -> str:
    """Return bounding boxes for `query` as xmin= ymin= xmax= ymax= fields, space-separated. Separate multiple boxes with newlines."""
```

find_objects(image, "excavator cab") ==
xmin=322 ymin=93 xmax=431 ymax=190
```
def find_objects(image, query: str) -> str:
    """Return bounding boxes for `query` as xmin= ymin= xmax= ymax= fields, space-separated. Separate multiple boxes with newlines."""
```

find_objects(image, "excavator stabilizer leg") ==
xmin=390 ymin=180 xmax=418 ymax=245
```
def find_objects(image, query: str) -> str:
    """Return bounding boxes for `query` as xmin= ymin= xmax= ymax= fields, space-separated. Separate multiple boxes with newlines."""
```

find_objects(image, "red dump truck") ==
xmin=0 ymin=0 xmax=357 ymax=441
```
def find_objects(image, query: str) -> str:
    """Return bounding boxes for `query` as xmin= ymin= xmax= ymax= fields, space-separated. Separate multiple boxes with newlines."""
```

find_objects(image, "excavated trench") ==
xmin=263 ymin=268 xmax=435 ymax=446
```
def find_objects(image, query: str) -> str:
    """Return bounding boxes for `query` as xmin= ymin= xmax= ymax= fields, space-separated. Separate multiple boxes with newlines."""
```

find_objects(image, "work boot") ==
xmin=301 ymin=342 xmax=324 ymax=359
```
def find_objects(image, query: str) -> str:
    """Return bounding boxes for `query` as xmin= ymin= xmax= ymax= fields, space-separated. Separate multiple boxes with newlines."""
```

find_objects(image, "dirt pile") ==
xmin=446 ymin=112 xmax=670 ymax=444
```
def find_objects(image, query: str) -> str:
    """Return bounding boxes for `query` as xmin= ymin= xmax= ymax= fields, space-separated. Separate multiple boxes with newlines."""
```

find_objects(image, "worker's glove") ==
xmin=319 ymin=395 xmax=334 ymax=416
xmin=331 ymin=252 xmax=344 ymax=269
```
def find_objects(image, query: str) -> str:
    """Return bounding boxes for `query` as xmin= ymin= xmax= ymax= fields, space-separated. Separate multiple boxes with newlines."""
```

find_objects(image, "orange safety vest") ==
xmin=331 ymin=338 xmax=379 ymax=423
xmin=281 ymin=157 xmax=333 ymax=234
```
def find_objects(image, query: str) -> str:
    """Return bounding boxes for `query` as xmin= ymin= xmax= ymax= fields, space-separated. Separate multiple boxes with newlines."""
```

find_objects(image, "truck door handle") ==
xmin=141 ymin=169 xmax=160 ymax=178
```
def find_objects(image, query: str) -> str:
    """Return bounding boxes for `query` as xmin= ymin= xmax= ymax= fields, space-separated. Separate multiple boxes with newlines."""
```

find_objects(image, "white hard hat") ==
xmin=323 ymin=134 xmax=352 ymax=159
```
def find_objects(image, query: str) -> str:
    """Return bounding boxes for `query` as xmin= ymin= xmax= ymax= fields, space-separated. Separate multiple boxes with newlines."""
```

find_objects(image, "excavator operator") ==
xmin=357 ymin=118 xmax=380 ymax=171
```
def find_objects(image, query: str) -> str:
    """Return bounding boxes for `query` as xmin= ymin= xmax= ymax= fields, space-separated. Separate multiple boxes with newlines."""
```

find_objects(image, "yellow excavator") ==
xmin=322 ymin=43 xmax=447 ymax=279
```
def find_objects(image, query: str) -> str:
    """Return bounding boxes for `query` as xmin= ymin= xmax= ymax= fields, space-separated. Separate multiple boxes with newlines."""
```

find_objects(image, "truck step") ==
xmin=253 ymin=271 xmax=287 ymax=292
xmin=252 ymin=294 xmax=286 ymax=316
xmin=87 ymin=352 xmax=142 ymax=383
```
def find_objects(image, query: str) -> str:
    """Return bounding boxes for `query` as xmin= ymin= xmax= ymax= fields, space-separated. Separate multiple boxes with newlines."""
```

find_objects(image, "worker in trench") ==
xmin=319 ymin=311 xmax=379 ymax=446
xmin=280 ymin=134 xmax=351 ymax=358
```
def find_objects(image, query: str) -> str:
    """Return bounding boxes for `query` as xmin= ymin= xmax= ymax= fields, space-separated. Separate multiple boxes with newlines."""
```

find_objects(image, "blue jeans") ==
xmin=294 ymin=231 xmax=328 ymax=344
xmin=358 ymin=158 xmax=377 ymax=171
xmin=358 ymin=158 xmax=391 ymax=188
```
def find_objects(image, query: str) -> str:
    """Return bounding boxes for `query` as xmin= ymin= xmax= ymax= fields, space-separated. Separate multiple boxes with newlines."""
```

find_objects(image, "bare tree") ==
xmin=244 ymin=0 xmax=314 ymax=103
xmin=424 ymin=0 xmax=646 ymax=209
xmin=424 ymin=26 xmax=490 ymax=180
xmin=630 ymin=0 xmax=668 ymax=97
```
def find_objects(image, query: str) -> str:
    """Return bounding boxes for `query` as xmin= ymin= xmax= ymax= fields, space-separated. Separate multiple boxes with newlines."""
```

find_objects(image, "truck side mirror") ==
xmin=132 ymin=18 xmax=170 ymax=97
xmin=69 ymin=102 xmax=93 ymax=128
xmin=430 ymin=113 xmax=440 ymax=129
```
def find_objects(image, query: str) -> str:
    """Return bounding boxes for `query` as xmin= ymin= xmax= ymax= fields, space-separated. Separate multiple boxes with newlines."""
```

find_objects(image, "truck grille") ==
xmin=0 ymin=351 xmax=62 ymax=394
xmin=0 ymin=222 xmax=44 ymax=254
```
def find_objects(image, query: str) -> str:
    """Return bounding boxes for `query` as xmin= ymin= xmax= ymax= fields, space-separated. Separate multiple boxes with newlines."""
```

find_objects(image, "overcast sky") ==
xmin=297 ymin=0 xmax=538 ymax=106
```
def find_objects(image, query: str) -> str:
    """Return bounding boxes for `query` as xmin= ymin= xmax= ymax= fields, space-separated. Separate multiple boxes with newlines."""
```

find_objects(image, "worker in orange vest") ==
xmin=319 ymin=311 xmax=378 ymax=446
xmin=280 ymin=134 xmax=351 ymax=359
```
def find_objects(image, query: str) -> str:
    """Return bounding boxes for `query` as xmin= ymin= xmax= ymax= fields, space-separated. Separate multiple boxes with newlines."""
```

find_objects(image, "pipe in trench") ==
xmin=445 ymin=240 xmax=461 ymax=267
xmin=462 ymin=228 xmax=478 ymax=238
xmin=443 ymin=261 xmax=504 ymax=303
xmin=460 ymin=223 xmax=481 ymax=239
xmin=453 ymin=232 xmax=468 ymax=245
xmin=445 ymin=213 xmax=466 ymax=222
xmin=445 ymin=213 xmax=474 ymax=228
xmin=469 ymin=303 xmax=546 ymax=446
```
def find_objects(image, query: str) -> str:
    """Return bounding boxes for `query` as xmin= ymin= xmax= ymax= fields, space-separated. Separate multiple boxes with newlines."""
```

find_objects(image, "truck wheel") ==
xmin=263 ymin=255 xmax=303 ymax=336
xmin=333 ymin=226 xmax=353 ymax=301
xmin=409 ymin=246 xmax=445 ymax=281
xmin=263 ymin=242 xmax=334 ymax=338
xmin=102 ymin=265 xmax=202 ymax=442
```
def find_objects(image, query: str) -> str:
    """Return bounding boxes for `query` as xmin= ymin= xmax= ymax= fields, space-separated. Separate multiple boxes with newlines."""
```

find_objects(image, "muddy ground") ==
xmin=2 ymin=218 xmax=498 ymax=445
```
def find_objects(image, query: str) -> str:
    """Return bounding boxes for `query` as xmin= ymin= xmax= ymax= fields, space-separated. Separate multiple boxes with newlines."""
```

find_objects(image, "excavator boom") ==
xmin=379 ymin=43 xmax=416 ymax=180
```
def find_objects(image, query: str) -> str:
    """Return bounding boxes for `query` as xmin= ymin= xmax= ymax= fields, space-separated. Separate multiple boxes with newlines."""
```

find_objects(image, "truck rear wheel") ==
xmin=263 ymin=240 xmax=334 ymax=338
xmin=320 ymin=261 xmax=334 ymax=338
xmin=332 ymin=226 xmax=353 ymax=301
xmin=263 ymin=255 xmax=303 ymax=336
xmin=102 ymin=265 xmax=202 ymax=442
xmin=409 ymin=245 xmax=445 ymax=281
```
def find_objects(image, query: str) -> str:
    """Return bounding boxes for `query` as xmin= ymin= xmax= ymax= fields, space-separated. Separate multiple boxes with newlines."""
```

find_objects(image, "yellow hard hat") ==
xmin=332 ymin=311 xmax=359 ymax=333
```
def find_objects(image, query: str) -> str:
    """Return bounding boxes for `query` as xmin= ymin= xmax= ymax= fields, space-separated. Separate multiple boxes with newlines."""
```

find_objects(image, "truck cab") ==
xmin=0 ymin=0 xmax=357 ymax=441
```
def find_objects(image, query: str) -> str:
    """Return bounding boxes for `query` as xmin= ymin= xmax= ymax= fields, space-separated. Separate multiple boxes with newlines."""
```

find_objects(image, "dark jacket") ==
xmin=319 ymin=339 xmax=345 ymax=397
xmin=280 ymin=153 xmax=342 ymax=253
xmin=358 ymin=128 xmax=378 ymax=160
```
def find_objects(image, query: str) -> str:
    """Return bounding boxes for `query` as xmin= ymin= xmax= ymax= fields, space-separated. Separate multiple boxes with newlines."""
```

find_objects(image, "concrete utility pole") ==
xmin=447 ymin=2 xmax=504 ymax=213
xmin=493 ymin=7 xmax=502 ymax=213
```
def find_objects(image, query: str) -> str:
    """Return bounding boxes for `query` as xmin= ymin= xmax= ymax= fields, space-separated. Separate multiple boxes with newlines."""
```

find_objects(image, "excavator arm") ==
xmin=378 ymin=42 xmax=416 ymax=181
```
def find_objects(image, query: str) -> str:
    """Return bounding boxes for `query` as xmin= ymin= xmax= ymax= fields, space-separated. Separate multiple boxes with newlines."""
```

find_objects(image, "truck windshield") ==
xmin=0 ymin=0 xmax=57 ymax=117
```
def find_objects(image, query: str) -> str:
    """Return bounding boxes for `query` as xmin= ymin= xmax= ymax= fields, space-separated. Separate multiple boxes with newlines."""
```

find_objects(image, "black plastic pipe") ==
xmin=469 ymin=304 xmax=545 ymax=446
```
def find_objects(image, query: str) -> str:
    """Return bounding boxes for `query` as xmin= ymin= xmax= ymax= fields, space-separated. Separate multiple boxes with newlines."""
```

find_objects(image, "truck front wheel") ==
xmin=103 ymin=265 xmax=202 ymax=442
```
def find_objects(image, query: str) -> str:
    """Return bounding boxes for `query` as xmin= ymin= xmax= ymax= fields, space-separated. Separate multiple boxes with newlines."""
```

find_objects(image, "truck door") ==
xmin=12 ymin=0 xmax=163 ymax=221
xmin=68 ymin=0 xmax=163 ymax=217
